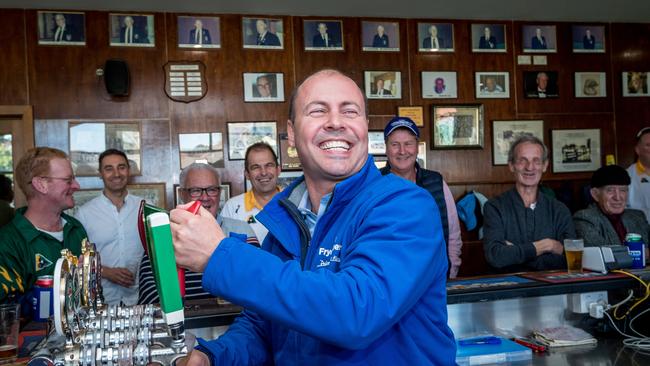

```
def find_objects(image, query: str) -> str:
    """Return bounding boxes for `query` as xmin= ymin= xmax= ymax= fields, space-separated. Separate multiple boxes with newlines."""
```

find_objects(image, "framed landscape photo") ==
xmin=475 ymin=72 xmax=510 ymax=98
xmin=38 ymin=11 xmax=86 ymax=45
xmin=178 ymin=16 xmax=221 ymax=49
xmin=129 ymin=183 xmax=167 ymax=209
xmin=227 ymin=121 xmax=278 ymax=160
xmin=471 ymin=24 xmax=507 ymax=53
xmin=303 ymin=20 xmax=344 ymax=50
xmin=492 ymin=120 xmax=544 ymax=165
xmin=361 ymin=20 xmax=400 ymax=51
xmin=524 ymin=71 xmax=559 ymax=98
xmin=178 ymin=132 xmax=224 ymax=169
xmin=417 ymin=23 xmax=454 ymax=52
xmin=368 ymin=130 xmax=386 ymax=155
xmin=109 ymin=13 xmax=155 ymax=47
xmin=522 ymin=25 xmax=557 ymax=53
xmin=551 ymin=129 xmax=601 ymax=173
xmin=431 ymin=105 xmax=484 ymax=149
xmin=422 ymin=71 xmax=457 ymax=99
xmin=364 ymin=71 xmax=402 ymax=99
xmin=574 ymin=72 xmax=607 ymax=98
xmin=242 ymin=17 xmax=284 ymax=49
xmin=243 ymin=72 xmax=285 ymax=102
xmin=279 ymin=132 xmax=301 ymax=170
xmin=622 ymin=72 xmax=649 ymax=97
xmin=572 ymin=25 xmax=605 ymax=53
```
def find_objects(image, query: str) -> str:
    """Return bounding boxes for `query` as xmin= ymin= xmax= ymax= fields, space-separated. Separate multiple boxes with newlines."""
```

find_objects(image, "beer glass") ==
xmin=564 ymin=239 xmax=584 ymax=274
xmin=0 ymin=303 xmax=20 ymax=364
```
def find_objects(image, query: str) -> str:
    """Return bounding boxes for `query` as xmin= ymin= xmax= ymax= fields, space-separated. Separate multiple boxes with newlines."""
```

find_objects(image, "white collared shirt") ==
xmin=76 ymin=192 xmax=144 ymax=305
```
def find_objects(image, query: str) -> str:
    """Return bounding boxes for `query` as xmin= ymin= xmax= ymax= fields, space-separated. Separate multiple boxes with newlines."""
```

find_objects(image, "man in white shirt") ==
xmin=220 ymin=142 xmax=280 ymax=243
xmin=76 ymin=149 xmax=143 ymax=305
xmin=627 ymin=127 xmax=650 ymax=221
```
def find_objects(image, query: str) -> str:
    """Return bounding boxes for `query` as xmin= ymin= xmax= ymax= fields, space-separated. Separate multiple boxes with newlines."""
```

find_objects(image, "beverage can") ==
xmin=624 ymin=233 xmax=646 ymax=269
xmin=32 ymin=275 xmax=54 ymax=322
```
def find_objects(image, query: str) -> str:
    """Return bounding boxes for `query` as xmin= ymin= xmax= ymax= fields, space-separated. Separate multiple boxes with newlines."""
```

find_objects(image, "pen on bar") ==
xmin=458 ymin=336 xmax=502 ymax=346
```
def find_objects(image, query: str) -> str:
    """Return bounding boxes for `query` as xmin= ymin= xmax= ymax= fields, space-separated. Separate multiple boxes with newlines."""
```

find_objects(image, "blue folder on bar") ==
xmin=456 ymin=336 xmax=532 ymax=365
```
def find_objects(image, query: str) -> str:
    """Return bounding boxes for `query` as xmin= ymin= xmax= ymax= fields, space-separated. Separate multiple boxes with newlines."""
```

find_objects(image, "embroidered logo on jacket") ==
xmin=317 ymin=243 xmax=343 ymax=268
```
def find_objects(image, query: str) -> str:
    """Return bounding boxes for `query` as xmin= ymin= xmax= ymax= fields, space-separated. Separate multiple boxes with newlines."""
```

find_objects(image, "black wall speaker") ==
xmin=104 ymin=59 xmax=130 ymax=97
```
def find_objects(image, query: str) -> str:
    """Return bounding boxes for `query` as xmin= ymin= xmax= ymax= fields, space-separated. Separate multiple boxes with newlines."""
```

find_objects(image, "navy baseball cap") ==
xmin=384 ymin=117 xmax=420 ymax=139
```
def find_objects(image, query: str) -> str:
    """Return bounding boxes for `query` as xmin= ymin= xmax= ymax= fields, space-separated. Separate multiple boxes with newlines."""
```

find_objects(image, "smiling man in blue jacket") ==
xmin=171 ymin=69 xmax=456 ymax=365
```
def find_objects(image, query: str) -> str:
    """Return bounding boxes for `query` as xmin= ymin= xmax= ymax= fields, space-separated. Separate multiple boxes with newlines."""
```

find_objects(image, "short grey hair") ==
xmin=507 ymin=135 xmax=548 ymax=164
xmin=179 ymin=162 xmax=220 ymax=188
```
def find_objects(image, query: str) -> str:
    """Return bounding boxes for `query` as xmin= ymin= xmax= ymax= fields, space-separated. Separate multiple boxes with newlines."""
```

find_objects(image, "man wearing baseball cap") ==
xmin=627 ymin=127 xmax=650 ymax=222
xmin=380 ymin=116 xmax=462 ymax=278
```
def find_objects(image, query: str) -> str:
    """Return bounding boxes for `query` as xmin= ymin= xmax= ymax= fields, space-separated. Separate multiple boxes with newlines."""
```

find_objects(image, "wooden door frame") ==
xmin=0 ymin=105 xmax=34 ymax=207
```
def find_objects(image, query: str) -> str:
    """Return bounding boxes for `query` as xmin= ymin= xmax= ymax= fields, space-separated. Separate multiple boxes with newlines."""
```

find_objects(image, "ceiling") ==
xmin=1 ymin=0 xmax=649 ymax=23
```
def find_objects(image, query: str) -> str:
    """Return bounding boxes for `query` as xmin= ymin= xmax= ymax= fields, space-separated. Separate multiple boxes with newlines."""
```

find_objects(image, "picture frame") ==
xmin=522 ymin=25 xmax=557 ymax=53
xmin=242 ymin=17 xmax=284 ymax=49
xmin=37 ymin=11 xmax=86 ymax=45
xmin=177 ymin=16 xmax=221 ymax=49
xmin=524 ymin=71 xmax=559 ymax=98
xmin=368 ymin=130 xmax=386 ymax=155
xmin=492 ymin=120 xmax=544 ymax=165
xmin=279 ymin=132 xmax=301 ymax=171
xmin=67 ymin=183 xmax=165 ymax=216
xmin=227 ymin=121 xmax=278 ymax=160
xmin=361 ymin=20 xmax=400 ymax=52
xmin=572 ymin=25 xmax=605 ymax=53
xmin=178 ymin=132 xmax=224 ymax=169
xmin=475 ymin=72 xmax=510 ymax=99
xmin=417 ymin=23 xmax=454 ymax=52
xmin=373 ymin=155 xmax=388 ymax=169
xmin=551 ymin=129 xmax=601 ymax=173
xmin=471 ymin=24 xmax=507 ymax=53
xmin=303 ymin=20 xmax=344 ymax=50
xmin=422 ymin=71 xmax=458 ymax=99
xmin=622 ymin=72 xmax=649 ymax=97
xmin=364 ymin=71 xmax=402 ymax=99
xmin=243 ymin=73 xmax=285 ymax=102
xmin=418 ymin=142 xmax=427 ymax=169
xmin=574 ymin=72 xmax=607 ymax=98
xmin=245 ymin=171 xmax=302 ymax=191
xmin=174 ymin=183 xmax=230 ymax=211
xmin=109 ymin=13 xmax=155 ymax=47
xmin=69 ymin=121 xmax=142 ymax=176
xmin=397 ymin=106 xmax=424 ymax=127
xmin=431 ymin=105 xmax=484 ymax=149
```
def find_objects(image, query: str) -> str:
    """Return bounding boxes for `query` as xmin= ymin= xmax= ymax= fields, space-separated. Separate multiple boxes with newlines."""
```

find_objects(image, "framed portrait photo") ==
xmin=475 ymin=72 xmax=510 ymax=99
xmin=37 ymin=11 xmax=86 ymax=45
xmin=242 ymin=17 xmax=284 ymax=49
xmin=361 ymin=20 xmax=400 ymax=51
xmin=622 ymin=72 xmax=649 ymax=97
xmin=524 ymin=71 xmax=559 ymax=98
xmin=492 ymin=120 xmax=544 ymax=165
xmin=69 ymin=121 xmax=142 ymax=176
xmin=303 ymin=20 xmax=344 ymax=50
xmin=368 ymin=131 xmax=386 ymax=156
xmin=431 ymin=105 xmax=484 ymax=149
xmin=109 ymin=14 xmax=155 ymax=47
xmin=279 ymin=132 xmax=301 ymax=171
xmin=243 ymin=73 xmax=285 ymax=102
xmin=572 ymin=25 xmax=605 ymax=53
xmin=522 ymin=25 xmax=557 ymax=53
xmin=178 ymin=132 xmax=224 ymax=169
xmin=471 ymin=24 xmax=507 ymax=52
xmin=364 ymin=71 xmax=402 ymax=99
xmin=422 ymin=71 xmax=457 ymax=99
xmin=178 ymin=16 xmax=221 ymax=49
xmin=417 ymin=23 xmax=454 ymax=52
xmin=574 ymin=72 xmax=607 ymax=98
xmin=551 ymin=129 xmax=601 ymax=173
xmin=227 ymin=121 xmax=278 ymax=160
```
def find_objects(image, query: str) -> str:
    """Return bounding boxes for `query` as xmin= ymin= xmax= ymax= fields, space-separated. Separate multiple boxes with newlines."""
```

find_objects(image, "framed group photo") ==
xmin=227 ymin=121 xmax=278 ymax=160
xmin=178 ymin=132 xmax=224 ymax=169
xmin=109 ymin=14 xmax=155 ymax=47
xmin=364 ymin=71 xmax=402 ymax=99
xmin=417 ymin=23 xmax=454 ymax=52
xmin=431 ymin=105 xmax=484 ymax=149
xmin=242 ymin=17 xmax=284 ymax=49
xmin=471 ymin=24 xmax=507 ymax=52
xmin=572 ymin=25 xmax=605 ymax=53
xmin=303 ymin=20 xmax=344 ymax=50
xmin=574 ymin=72 xmax=607 ymax=98
xmin=422 ymin=71 xmax=458 ymax=99
xmin=622 ymin=72 xmax=649 ymax=97
xmin=492 ymin=120 xmax=544 ymax=165
xmin=243 ymin=73 xmax=285 ymax=102
xmin=177 ymin=16 xmax=221 ymax=48
xmin=475 ymin=72 xmax=510 ymax=98
xmin=522 ymin=25 xmax=557 ymax=53
xmin=524 ymin=71 xmax=559 ymax=98
xmin=361 ymin=21 xmax=400 ymax=51
xmin=37 ymin=11 xmax=86 ymax=45
xmin=551 ymin=129 xmax=601 ymax=173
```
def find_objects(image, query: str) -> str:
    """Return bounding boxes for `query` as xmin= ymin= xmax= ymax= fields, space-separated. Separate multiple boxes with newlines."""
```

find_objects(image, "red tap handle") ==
xmin=176 ymin=201 xmax=202 ymax=297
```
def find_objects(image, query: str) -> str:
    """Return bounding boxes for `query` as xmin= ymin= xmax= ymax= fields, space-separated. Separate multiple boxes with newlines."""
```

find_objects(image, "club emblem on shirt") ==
xmin=35 ymin=253 xmax=53 ymax=272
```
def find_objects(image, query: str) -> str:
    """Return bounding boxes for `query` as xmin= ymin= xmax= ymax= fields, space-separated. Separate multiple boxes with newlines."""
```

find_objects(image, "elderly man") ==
xmin=254 ymin=75 xmax=274 ymax=98
xmin=0 ymin=147 xmax=87 ymax=302
xmin=52 ymin=13 xmax=74 ymax=42
xmin=380 ymin=116 xmax=462 ymax=278
xmin=254 ymin=19 xmax=281 ymax=46
xmin=76 ymin=149 xmax=143 ymax=305
xmin=139 ymin=163 xmax=257 ymax=304
xmin=575 ymin=165 xmax=650 ymax=247
xmin=422 ymin=24 xmax=444 ymax=49
xmin=483 ymin=135 xmax=576 ymax=272
xmin=372 ymin=24 xmax=389 ymax=47
xmin=189 ymin=19 xmax=211 ymax=45
xmin=627 ymin=127 xmax=650 ymax=222
xmin=172 ymin=69 xmax=455 ymax=364
xmin=220 ymin=142 xmax=280 ymax=243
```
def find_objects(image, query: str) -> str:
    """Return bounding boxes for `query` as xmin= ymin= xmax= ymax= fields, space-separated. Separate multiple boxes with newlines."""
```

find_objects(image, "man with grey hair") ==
xmin=483 ymin=135 xmax=576 ymax=272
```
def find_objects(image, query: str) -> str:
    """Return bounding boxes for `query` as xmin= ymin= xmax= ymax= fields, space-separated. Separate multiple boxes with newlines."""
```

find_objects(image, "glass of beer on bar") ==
xmin=0 ymin=303 xmax=19 ymax=364
xmin=564 ymin=239 xmax=584 ymax=274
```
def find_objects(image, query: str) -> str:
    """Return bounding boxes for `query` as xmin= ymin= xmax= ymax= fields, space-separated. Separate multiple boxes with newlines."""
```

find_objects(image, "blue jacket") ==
xmin=196 ymin=156 xmax=456 ymax=365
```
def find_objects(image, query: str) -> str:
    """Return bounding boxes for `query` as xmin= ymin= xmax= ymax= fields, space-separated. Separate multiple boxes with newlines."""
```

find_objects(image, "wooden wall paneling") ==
xmin=0 ymin=9 xmax=28 ymax=105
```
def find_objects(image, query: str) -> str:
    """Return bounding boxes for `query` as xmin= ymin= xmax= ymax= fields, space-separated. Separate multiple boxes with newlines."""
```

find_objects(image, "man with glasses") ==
xmin=0 ymin=147 xmax=87 ymax=303
xmin=138 ymin=163 xmax=257 ymax=304
xmin=220 ymin=142 xmax=280 ymax=243
xmin=483 ymin=135 xmax=575 ymax=272
xmin=76 ymin=149 xmax=143 ymax=305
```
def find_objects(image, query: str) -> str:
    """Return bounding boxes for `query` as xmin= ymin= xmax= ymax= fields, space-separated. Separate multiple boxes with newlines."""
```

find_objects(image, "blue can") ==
xmin=32 ymin=275 xmax=54 ymax=322
xmin=625 ymin=233 xmax=646 ymax=269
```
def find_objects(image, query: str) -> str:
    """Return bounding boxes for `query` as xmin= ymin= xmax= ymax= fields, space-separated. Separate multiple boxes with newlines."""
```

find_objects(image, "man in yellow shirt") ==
xmin=627 ymin=127 xmax=650 ymax=222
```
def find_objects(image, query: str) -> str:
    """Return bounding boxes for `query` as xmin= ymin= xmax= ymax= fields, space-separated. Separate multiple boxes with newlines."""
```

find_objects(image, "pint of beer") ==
xmin=0 ymin=303 xmax=19 ymax=364
xmin=564 ymin=239 xmax=584 ymax=274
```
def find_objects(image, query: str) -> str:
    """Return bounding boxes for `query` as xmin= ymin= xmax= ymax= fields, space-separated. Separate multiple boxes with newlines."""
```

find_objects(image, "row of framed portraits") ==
xmin=37 ymin=11 xmax=605 ymax=53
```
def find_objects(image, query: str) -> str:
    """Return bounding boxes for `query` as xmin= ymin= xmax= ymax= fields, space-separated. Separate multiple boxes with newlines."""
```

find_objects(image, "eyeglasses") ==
xmin=184 ymin=186 xmax=220 ymax=198
xmin=32 ymin=176 xmax=76 ymax=185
